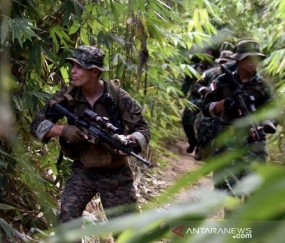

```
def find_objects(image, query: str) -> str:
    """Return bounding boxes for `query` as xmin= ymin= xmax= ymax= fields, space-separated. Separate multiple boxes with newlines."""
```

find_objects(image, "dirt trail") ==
xmin=134 ymin=139 xmax=215 ymax=204
xmin=160 ymin=139 xmax=213 ymax=200
xmin=145 ymin=139 xmax=223 ymax=220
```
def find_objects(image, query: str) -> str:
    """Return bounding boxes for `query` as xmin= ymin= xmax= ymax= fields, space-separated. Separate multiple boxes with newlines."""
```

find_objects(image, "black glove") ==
xmin=233 ymin=89 xmax=243 ymax=98
xmin=61 ymin=125 xmax=86 ymax=143
xmin=224 ymin=97 xmax=239 ymax=116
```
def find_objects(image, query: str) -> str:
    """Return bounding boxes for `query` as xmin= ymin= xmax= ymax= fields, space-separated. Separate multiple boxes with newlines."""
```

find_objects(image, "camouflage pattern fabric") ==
xmin=196 ymin=61 xmax=237 ymax=90
xmin=194 ymin=61 xmax=237 ymax=158
xmin=181 ymin=62 xmax=214 ymax=97
xmin=60 ymin=163 xmax=138 ymax=223
xmin=202 ymin=70 xmax=273 ymax=189
xmin=212 ymin=131 xmax=266 ymax=190
xmin=30 ymin=80 xmax=151 ymax=146
xmin=181 ymin=62 xmax=215 ymax=148
xmin=194 ymin=113 xmax=220 ymax=160
xmin=30 ymin=80 xmax=150 ymax=224
xmin=66 ymin=45 xmax=109 ymax=71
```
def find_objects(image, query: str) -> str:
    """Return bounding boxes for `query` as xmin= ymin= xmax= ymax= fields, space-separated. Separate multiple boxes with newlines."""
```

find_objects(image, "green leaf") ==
xmin=109 ymin=33 xmax=125 ymax=46
xmin=149 ymin=0 xmax=172 ymax=18
xmin=69 ymin=24 xmax=79 ymax=35
xmin=1 ymin=16 xmax=9 ymax=44
xmin=0 ymin=158 xmax=7 ymax=169
xmin=49 ymin=25 xmax=71 ymax=50
xmin=110 ymin=1 xmax=120 ymax=23
xmin=62 ymin=0 xmax=73 ymax=27
xmin=80 ymin=27 xmax=89 ymax=45
xmin=0 ymin=147 xmax=12 ymax=157
xmin=146 ymin=21 xmax=165 ymax=46
xmin=14 ymin=23 xmax=23 ymax=47
xmin=0 ymin=203 xmax=15 ymax=210
xmin=49 ymin=28 xmax=59 ymax=52
xmin=35 ymin=42 xmax=41 ymax=72
xmin=137 ymin=0 xmax=145 ymax=13
xmin=14 ymin=18 xmax=41 ymax=41
xmin=193 ymin=9 xmax=199 ymax=27
xmin=0 ymin=218 xmax=27 ymax=241
xmin=74 ymin=0 xmax=83 ymax=25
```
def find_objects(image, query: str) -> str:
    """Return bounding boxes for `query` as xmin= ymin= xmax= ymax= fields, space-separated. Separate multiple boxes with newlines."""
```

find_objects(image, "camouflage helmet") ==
xmin=230 ymin=39 xmax=265 ymax=61
xmin=66 ymin=46 xmax=109 ymax=71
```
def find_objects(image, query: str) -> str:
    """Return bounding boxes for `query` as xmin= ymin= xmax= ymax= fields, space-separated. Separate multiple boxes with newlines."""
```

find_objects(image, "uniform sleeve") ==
xmin=202 ymin=76 xmax=224 ymax=118
xmin=195 ymin=77 xmax=208 ymax=96
xmin=30 ymin=90 xmax=66 ymax=143
xmin=118 ymin=88 xmax=150 ymax=152
xmin=259 ymin=79 xmax=277 ymax=133
xmin=181 ymin=75 xmax=195 ymax=97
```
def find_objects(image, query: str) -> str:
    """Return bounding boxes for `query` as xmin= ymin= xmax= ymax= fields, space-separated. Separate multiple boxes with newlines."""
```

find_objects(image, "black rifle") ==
xmin=49 ymin=100 xmax=153 ymax=168
xmin=221 ymin=65 xmax=265 ymax=141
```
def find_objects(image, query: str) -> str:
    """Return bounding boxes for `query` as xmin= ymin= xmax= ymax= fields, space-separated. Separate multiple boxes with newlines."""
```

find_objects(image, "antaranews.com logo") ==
xmin=170 ymin=220 xmax=285 ymax=243
xmin=172 ymin=225 xmax=252 ymax=239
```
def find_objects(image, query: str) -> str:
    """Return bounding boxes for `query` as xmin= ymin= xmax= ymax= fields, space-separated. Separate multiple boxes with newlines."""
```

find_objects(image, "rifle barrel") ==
xmin=50 ymin=100 xmax=153 ymax=168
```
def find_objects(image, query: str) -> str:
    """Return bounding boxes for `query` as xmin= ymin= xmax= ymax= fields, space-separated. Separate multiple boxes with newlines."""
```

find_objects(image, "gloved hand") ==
xmin=61 ymin=125 xmax=86 ymax=143
xmin=249 ymin=126 xmax=266 ymax=142
xmin=233 ymin=89 xmax=243 ymax=98
xmin=224 ymin=97 xmax=240 ymax=116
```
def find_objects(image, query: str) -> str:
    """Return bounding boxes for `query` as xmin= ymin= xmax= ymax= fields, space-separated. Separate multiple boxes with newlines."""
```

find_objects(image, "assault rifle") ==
xmin=49 ymin=100 xmax=153 ymax=168
xmin=221 ymin=65 xmax=265 ymax=141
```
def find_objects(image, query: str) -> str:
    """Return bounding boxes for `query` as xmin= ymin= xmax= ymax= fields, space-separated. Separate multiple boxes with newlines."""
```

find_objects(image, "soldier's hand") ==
xmin=249 ymin=126 xmax=265 ymax=141
xmin=61 ymin=125 xmax=87 ymax=143
xmin=224 ymin=97 xmax=242 ymax=116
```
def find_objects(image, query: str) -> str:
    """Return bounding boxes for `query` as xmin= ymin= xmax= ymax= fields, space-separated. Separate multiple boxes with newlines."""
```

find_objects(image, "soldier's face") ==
xmin=71 ymin=62 xmax=96 ymax=86
xmin=239 ymin=55 xmax=261 ymax=73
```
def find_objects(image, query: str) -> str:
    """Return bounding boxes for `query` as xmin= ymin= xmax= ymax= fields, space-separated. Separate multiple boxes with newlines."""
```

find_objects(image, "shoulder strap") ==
xmin=53 ymin=85 xmax=76 ymax=105
xmin=108 ymin=79 xmax=120 ymax=110
xmin=107 ymin=79 xmax=123 ymax=132
xmin=62 ymin=85 xmax=75 ymax=102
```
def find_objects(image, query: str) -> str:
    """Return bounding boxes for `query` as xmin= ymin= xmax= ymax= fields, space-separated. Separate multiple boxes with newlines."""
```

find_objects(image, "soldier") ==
xmin=181 ymin=47 xmax=216 ymax=156
xmin=194 ymin=50 xmax=237 ymax=161
xmin=202 ymin=38 xmax=276 ymax=215
xmin=30 ymin=46 xmax=150 ymax=240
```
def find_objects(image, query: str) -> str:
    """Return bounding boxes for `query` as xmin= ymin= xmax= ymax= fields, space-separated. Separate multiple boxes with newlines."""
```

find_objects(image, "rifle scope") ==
xmin=83 ymin=109 xmax=119 ymax=133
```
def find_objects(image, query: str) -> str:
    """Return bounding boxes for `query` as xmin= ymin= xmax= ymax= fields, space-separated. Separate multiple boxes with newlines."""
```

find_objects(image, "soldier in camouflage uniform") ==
xmin=181 ymin=47 xmax=216 ymax=156
xmin=30 ymin=46 xmax=150 ymax=232
xmin=202 ymin=39 xmax=276 ymax=200
xmin=194 ymin=50 xmax=237 ymax=161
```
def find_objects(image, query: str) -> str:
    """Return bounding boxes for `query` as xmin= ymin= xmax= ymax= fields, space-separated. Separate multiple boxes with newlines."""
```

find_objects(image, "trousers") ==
xmin=59 ymin=162 xmax=138 ymax=223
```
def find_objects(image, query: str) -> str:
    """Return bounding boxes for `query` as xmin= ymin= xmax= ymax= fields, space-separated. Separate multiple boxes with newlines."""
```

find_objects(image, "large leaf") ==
xmin=1 ymin=16 xmax=9 ymax=44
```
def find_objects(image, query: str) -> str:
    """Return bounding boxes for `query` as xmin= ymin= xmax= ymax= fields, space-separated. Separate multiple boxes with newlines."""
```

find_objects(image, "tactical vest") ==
xmin=56 ymin=79 xmax=127 ymax=168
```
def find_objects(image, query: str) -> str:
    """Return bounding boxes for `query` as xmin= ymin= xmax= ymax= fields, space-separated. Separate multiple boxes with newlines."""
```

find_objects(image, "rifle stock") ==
xmin=49 ymin=100 xmax=153 ymax=168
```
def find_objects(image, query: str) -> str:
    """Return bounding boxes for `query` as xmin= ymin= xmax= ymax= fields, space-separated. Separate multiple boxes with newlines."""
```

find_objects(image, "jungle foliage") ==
xmin=0 ymin=0 xmax=285 ymax=242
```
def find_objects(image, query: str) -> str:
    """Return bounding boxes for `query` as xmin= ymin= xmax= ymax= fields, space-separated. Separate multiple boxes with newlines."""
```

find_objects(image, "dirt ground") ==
xmin=145 ymin=139 xmax=214 ymax=203
xmin=130 ymin=138 xmax=224 ymax=221
xmin=163 ymin=139 xmax=212 ymax=188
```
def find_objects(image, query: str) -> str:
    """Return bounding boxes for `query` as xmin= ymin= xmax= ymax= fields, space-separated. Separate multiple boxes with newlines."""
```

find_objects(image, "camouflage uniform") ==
xmin=202 ymin=39 xmax=274 ymax=190
xmin=30 ymin=46 xmax=150 ymax=225
xmin=181 ymin=61 xmax=215 ymax=154
xmin=195 ymin=60 xmax=237 ymax=160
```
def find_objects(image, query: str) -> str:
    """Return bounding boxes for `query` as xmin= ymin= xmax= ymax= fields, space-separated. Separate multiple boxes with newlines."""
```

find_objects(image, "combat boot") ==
xmin=194 ymin=147 xmax=202 ymax=161
xmin=187 ymin=143 xmax=196 ymax=153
